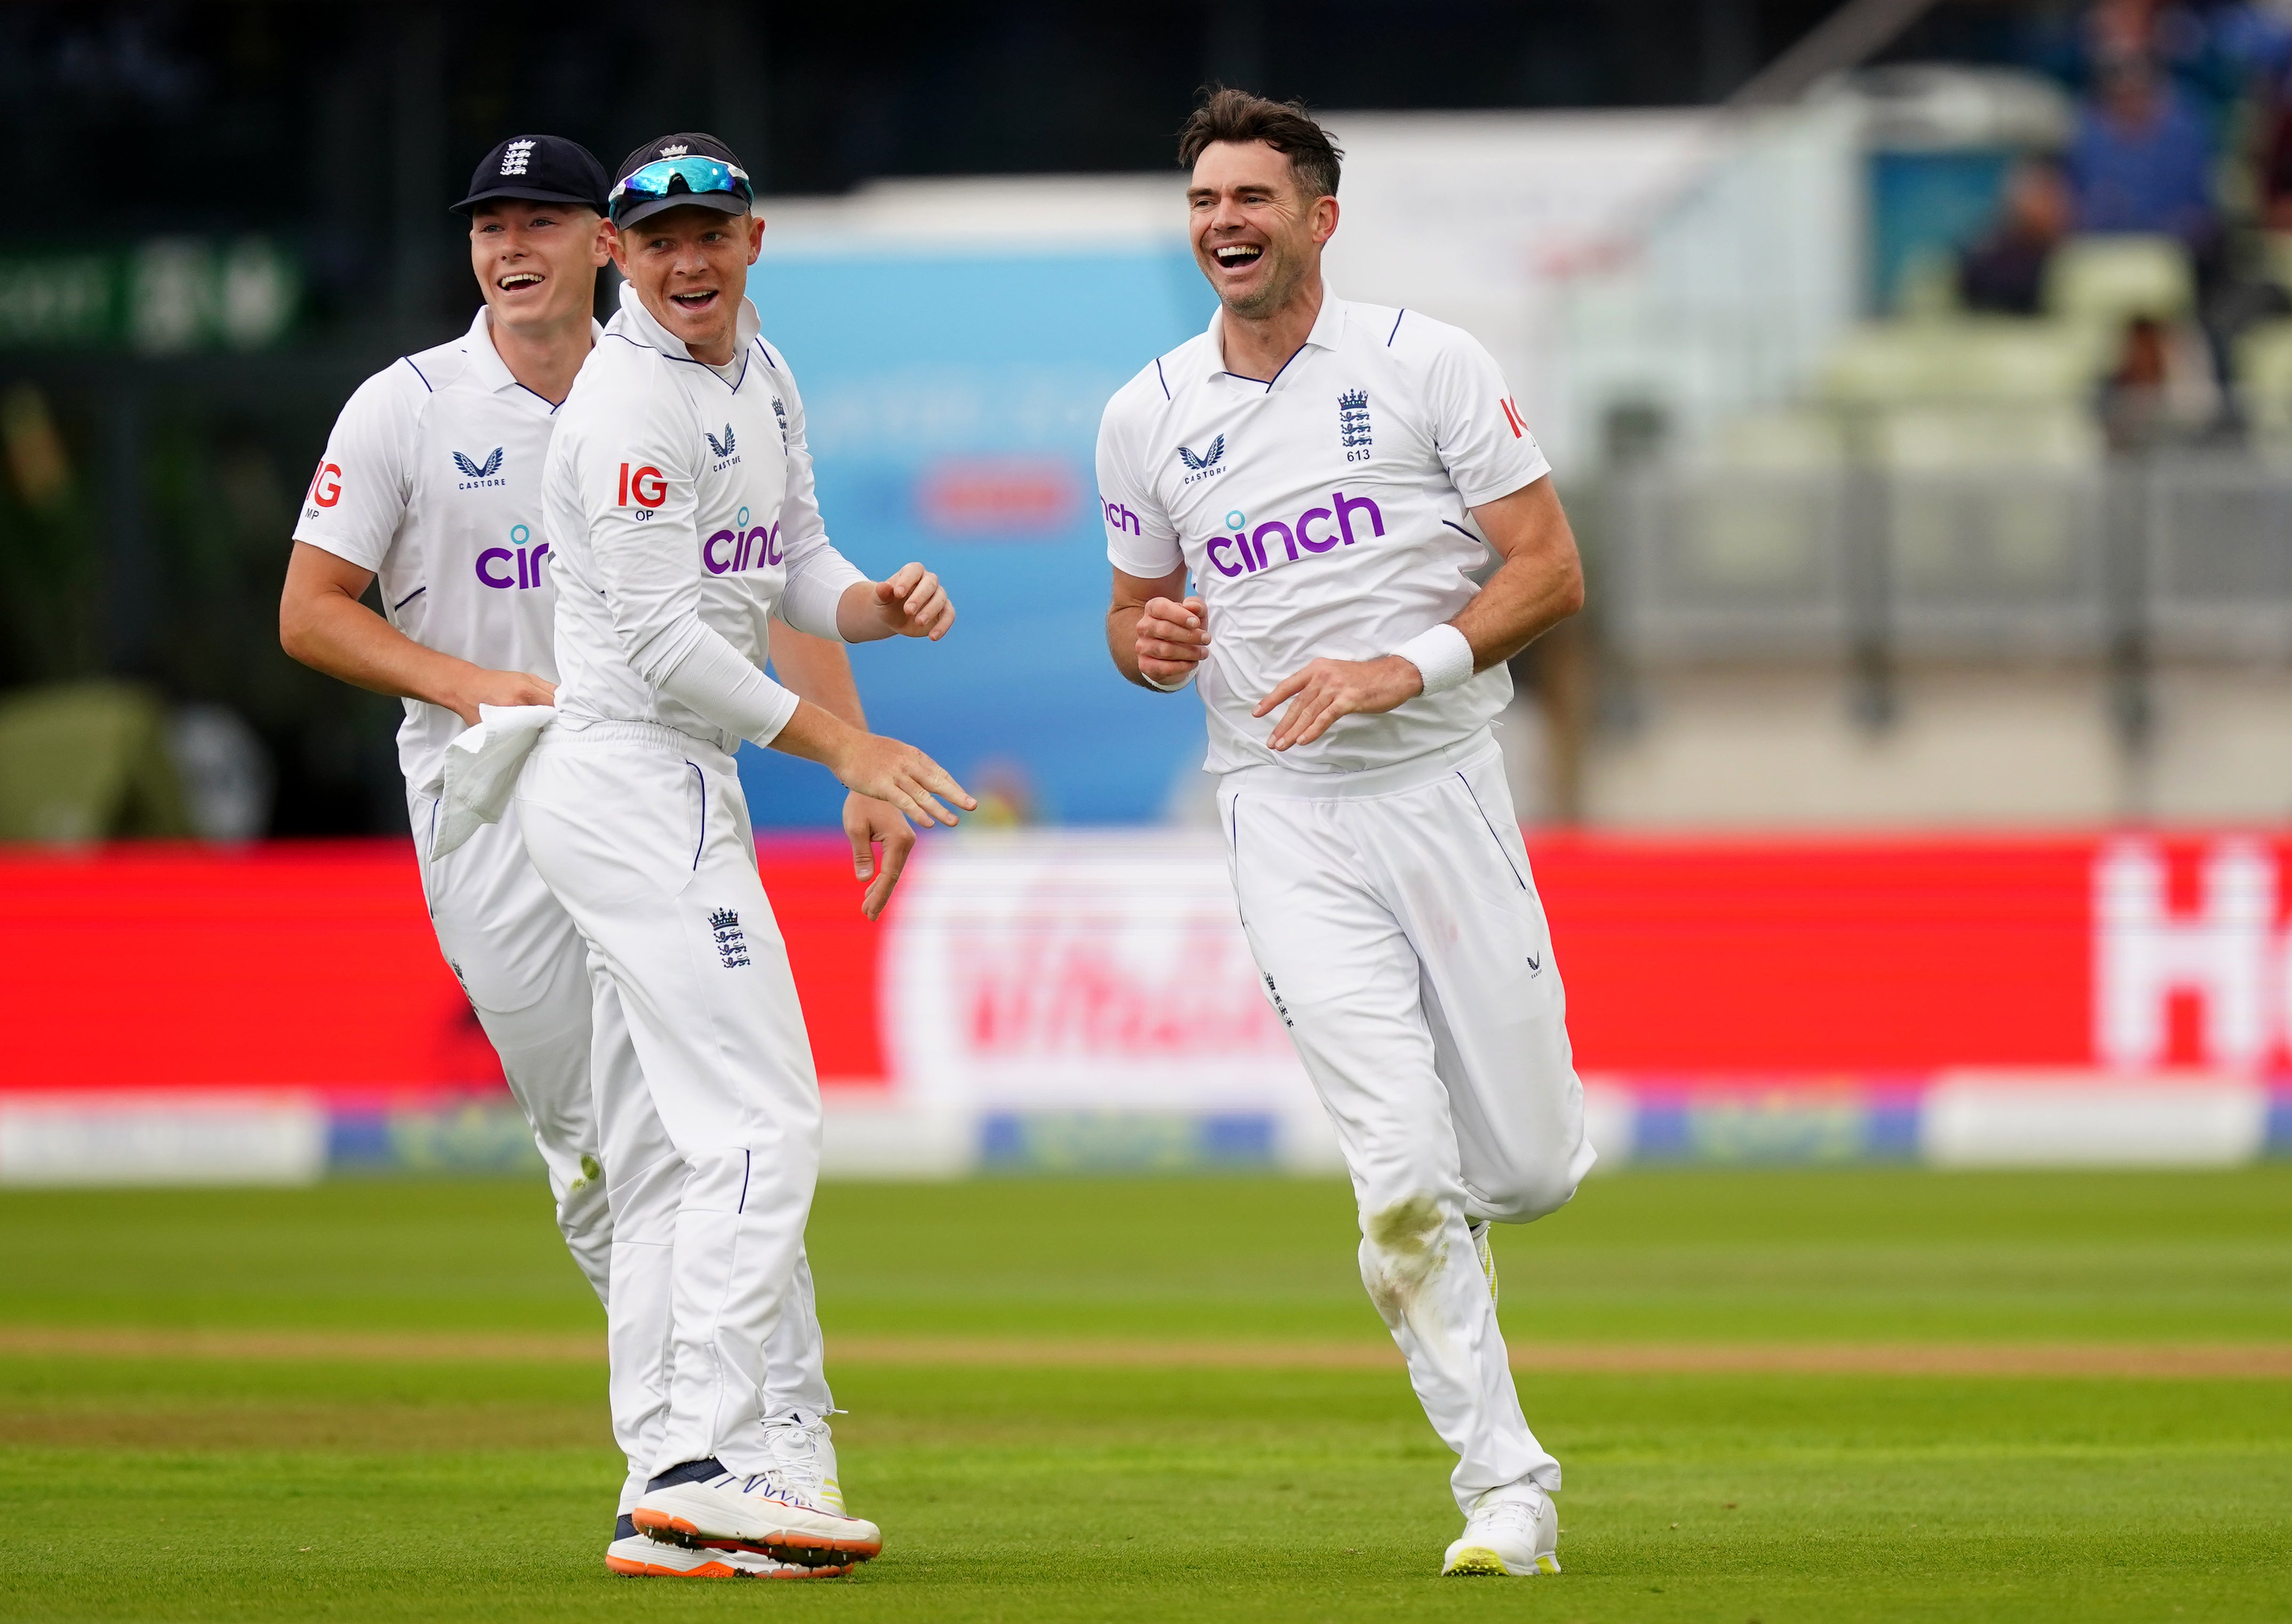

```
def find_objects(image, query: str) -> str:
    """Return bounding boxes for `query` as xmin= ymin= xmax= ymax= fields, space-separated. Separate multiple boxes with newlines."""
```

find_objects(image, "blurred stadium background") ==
xmin=4 ymin=0 xmax=2291 ymax=1182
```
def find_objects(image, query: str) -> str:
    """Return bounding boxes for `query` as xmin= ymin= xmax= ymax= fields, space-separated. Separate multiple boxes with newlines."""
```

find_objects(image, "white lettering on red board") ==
xmin=2093 ymin=838 xmax=2282 ymax=1070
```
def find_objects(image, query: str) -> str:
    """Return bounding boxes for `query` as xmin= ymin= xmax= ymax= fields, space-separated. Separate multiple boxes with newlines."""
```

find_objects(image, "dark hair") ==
xmin=1176 ymin=86 xmax=1342 ymax=198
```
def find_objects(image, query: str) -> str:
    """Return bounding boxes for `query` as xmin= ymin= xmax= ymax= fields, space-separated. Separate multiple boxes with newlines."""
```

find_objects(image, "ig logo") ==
xmin=305 ymin=461 xmax=343 ymax=518
xmin=477 ymin=523 xmax=552 ymax=590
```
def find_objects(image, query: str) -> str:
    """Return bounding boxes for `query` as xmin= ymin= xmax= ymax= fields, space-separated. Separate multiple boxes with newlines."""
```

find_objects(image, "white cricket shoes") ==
xmin=1442 ymin=1486 xmax=1561 ymax=1577
xmin=631 ymin=1456 xmax=882 ymax=1567
xmin=761 ymin=1412 xmax=845 ymax=1515
xmin=605 ymin=1515 xmax=850 ymax=1578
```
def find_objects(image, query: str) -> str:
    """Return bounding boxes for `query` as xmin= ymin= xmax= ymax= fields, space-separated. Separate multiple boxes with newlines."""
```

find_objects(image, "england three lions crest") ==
xmin=709 ymin=907 xmax=750 ymax=969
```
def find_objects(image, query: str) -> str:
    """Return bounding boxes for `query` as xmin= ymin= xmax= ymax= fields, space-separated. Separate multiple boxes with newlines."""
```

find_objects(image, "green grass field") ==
xmin=1 ymin=1167 xmax=2287 ymax=1621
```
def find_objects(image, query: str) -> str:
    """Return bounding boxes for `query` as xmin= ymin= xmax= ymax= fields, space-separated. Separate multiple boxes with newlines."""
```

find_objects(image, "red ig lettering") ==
xmin=308 ymin=461 xmax=343 ymax=507
xmin=617 ymin=463 xmax=667 ymax=508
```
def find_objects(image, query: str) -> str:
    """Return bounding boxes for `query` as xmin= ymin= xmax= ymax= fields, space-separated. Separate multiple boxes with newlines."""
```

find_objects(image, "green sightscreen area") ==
xmin=1 ymin=1167 xmax=2287 ymax=1622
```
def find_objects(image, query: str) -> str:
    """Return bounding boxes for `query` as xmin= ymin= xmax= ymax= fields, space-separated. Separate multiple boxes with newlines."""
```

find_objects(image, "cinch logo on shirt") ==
xmin=1100 ymin=495 xmax=1141 ymax=536
xmin=703 ymin=503 xmax=782 ymax=575
xmin=617 ymin=463 xmax=667 ymax=509
xmin=475 ymin=523 xmax=551 ymax=591
xmin=1207 ymin=489 xmax=1384 ymax=579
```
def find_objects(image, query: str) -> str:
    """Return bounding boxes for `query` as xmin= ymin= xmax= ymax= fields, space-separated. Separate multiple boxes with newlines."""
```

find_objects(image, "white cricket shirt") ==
xmin=1096 ymin=294 xmax=1550 ymax=775
xmin=541 ymin=282 xmax=865 ymax=755
xmin=293 ymin=307 xmax=598 ymax=791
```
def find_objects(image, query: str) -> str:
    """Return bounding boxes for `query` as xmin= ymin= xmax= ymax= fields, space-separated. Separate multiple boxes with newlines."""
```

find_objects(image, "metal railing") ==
xmin=1607 ymin=455 xmax=2292 ymax=668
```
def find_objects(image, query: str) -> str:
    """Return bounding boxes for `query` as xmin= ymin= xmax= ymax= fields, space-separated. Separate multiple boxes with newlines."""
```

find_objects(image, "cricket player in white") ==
xmin=1097 ymin=90 xmax=1595 ymax=1578
xmin=518 ymin=132 xmax=972 ymax=1573
xmin=280 ymin=134 xmax=908 ymax=1580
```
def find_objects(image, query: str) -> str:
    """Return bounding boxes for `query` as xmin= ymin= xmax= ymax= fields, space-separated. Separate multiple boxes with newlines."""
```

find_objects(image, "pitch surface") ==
xmin=0 ymin=1168 xmax=2286 ymax=1620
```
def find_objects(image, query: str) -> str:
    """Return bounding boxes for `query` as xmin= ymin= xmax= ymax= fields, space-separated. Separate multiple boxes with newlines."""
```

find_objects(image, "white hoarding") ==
xmin=883 ymin=831 xmax=1316 ymax=1115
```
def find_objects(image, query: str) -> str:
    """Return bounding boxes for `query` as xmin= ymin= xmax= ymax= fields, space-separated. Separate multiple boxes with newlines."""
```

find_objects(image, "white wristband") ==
xmin=1392 ymin=624 xmax=1475 ymax=696
xmin=1142 ymin=664 xmax=1198 ymax=692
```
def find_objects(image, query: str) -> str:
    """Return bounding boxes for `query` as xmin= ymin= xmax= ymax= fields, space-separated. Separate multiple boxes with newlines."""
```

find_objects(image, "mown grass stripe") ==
xmin=2 ymin=1326 xmax=2287 ymax=1377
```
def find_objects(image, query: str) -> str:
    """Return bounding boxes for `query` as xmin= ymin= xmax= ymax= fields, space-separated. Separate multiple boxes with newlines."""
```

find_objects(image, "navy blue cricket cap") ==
xmin=610 ymin=132 xmax=755 ymax=228
xmin=452 ymin=134 xmax=611 ymax=215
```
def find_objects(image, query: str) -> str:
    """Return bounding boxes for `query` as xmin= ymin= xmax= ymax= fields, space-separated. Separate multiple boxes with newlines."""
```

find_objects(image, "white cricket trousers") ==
xmin=1217 ymin=729 xmax=1595 ymax=1516
xmin=515 ymin=718 xmax=827 ymax=1483
xmin=413 ymin=781 xmax=831 ymax=1512
xmin=410 ymin=790 xmax=616 ymax=1301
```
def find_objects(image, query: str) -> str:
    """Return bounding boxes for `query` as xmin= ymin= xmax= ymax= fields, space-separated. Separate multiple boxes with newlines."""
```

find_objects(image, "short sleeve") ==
xmin=1096 ymin=385 xmax=1182 ymax=579
xmin=1424 ymin=331 xmax=1550 ymax=509
xmin=291 ymin=364 xmax=419 ymax=571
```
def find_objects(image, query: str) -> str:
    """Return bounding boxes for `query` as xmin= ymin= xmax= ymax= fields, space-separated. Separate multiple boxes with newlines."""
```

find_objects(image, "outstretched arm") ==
xmin=1254 ymin=475 xmax=1583 ymax=751
xmin=279 ymin=542 xmax=554 ymax=726
xmin=766 ymin=699 xmax=975 ymax=833
xmin=770 ymin=624 xmax=917 ymax=920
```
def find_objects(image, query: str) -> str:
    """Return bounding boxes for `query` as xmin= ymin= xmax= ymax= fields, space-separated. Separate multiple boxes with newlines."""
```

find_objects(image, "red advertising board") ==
xmin=0 ymin=839 xmax=882 ymax=1096
xmin=0 ymin=832 xmax=2281 ymax=1095
xmin=1529 ymin=836 xmax=2094 ymax=1072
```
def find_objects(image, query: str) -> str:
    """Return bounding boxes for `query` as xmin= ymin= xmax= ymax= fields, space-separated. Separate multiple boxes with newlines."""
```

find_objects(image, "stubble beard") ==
xmin=1217 ymin=245 xmax=1305 ymax=323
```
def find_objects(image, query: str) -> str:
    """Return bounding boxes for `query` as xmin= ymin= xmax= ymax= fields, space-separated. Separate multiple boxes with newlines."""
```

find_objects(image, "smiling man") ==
xmin=521 ymin=131 xmax=972 ymax=1577
xmin=1096 ymin=88 xmax=1597 ymax=1579
xmin=280 ymin=133 xmax=909 ymax=1581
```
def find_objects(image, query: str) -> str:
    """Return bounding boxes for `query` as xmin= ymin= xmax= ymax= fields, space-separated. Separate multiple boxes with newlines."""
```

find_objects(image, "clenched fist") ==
xmin=1136 ymin=595 xmax=1209 ymax=688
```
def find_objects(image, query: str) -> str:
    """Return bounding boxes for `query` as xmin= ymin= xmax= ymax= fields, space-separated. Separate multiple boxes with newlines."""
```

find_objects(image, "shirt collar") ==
xmin=1202 ymin=288 xmax=1345 ymax=385
xmin=466 ymin=306 xmax=605 ymax=400
xmin=615 ymin=280 xmax=760 ymax=372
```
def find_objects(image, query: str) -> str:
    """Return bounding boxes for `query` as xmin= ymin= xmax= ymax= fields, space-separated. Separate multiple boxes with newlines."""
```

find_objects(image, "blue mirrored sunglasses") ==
xmin=609 ymin=156 xmax=754 ymax=221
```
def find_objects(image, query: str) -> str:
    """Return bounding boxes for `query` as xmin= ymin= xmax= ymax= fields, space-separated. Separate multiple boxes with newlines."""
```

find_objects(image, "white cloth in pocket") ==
xmin=425 ymin=703 xmax=556 ymax=857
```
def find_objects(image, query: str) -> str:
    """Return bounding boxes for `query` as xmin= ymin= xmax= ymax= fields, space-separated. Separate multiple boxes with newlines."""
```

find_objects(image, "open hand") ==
xmin=870 ymin=562 xmax=955 ymax=641
xmin=1136 ymin=595 xmax=1209 ymax=687
xmin=844 ymin=792 xmax=917 ymax=920
xmin=445 ymin=668 xmax=556 ymax=727
xmin=830 ymin=733 xmax=977 ymax=830
xmin=1254 ymin=655 xmax=1422 ymax=751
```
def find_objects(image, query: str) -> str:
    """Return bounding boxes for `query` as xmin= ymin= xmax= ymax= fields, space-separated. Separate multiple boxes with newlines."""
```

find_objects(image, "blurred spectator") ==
xmin=2067 ymin=55 xmax=2222 ymax=267
xmin=1960 ymin=158 xmax=2076 ymax=314
xmin=2200 ymin=2 xmax=2292 ymax=91
xmin=2078 ymin=1 xmax=2291 ymax=119
xmin=2255 ymin=58 xmax=2292 ymax=226
xmin=2099 ymin=312 xmax=2222 ymax=448
xmin=2084 ymin=0 xmax=2161 ymax=75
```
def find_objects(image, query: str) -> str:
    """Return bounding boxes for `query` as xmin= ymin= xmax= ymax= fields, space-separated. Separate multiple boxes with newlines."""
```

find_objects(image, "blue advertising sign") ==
xmin=735 ymin=247 xmax=1216 ymax=826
